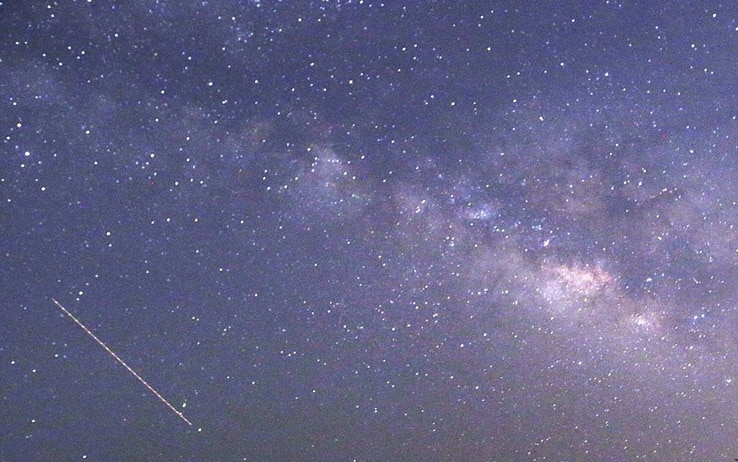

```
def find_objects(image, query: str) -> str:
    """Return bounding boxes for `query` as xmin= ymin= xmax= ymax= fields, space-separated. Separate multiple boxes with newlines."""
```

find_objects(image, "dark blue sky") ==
xmin=4 ymin=1 xmax=738 ymax=460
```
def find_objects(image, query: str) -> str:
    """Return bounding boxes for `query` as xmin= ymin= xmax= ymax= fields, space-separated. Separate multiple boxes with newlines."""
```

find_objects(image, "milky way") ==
xmin=3 ymin=1 xmax=738 ymax=460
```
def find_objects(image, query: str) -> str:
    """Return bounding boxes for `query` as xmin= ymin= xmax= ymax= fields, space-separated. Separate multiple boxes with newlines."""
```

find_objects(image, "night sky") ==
xmin=3 ymin=1 xmax=738 ymax=460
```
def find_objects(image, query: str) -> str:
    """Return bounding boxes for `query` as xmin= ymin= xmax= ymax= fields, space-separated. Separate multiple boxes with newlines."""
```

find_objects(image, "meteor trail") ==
xmin=50 ymin=298 xmax=193 ymax=426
